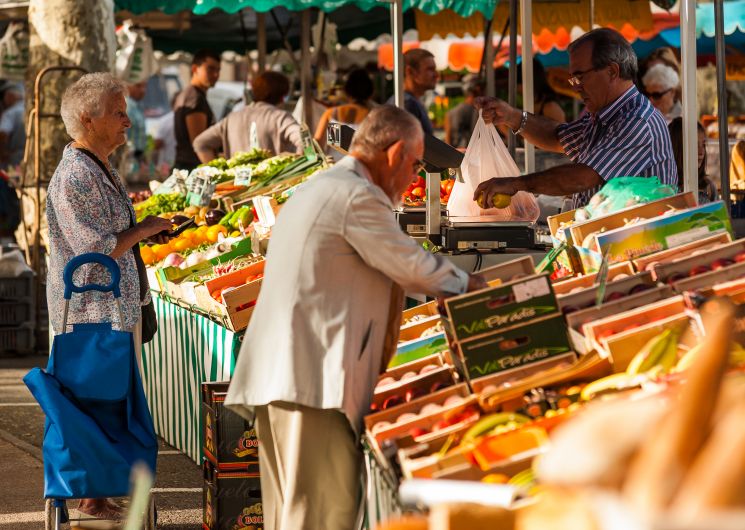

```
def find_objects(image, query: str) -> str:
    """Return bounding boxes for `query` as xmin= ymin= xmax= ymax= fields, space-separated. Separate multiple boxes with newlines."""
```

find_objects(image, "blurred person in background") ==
xmin=387 ymin=48 xmax=438 ymax=135
xmin=314 ymin=68 xmax=375 ymax=149
xmin=642 ymin=64 xmax=682 ymax=124
xmin=444 ymin=78 xmax=483 ymax=149
xmin=533 ymin=60 xmax=566 ymax=123
xmin=125 ymin=80 xmax=147 ymax=162
xmin=150 ymin=93 xmax=178 ymax=174
xmin=0 ymin=83 xmax=25 ymax=168
xmin=640 ymin=47 xmax=681 ymax=102
xmin=194 ymin=71 xmax=303 ymax=160
xmin=668 ymin=117 xmax=717 ymax=203
xmin=173 ymin=49 xmax=221 ymax=171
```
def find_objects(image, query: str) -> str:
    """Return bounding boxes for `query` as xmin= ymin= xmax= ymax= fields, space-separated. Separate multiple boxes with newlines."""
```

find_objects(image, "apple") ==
xmin=481 ymin=385 xmax=498 ymax=395
xmin=711 ymin=258 xmax=734 ymax=270
xmin=443 ymin=395 xmax=464 ymax=408
xmin=431 ymin=419 xmax=452 ymax=432
xmin=628 ymin=283 xmax=652 ymax=295
xmin=611 ymin=273 xmax=629 ymax=282
xmin=689 ymin=265 xmax=711 ymax=277
xmin=376 ymin=376 xmax=396 ymax=389
xmin=371 ymin=421 xmax=392 ymax=434
xmin=382 ymin=395 xmax=403 ymax=410
xmin=734 ymin=251 xmax=745 ymax=263
xmin=666 ymin=272 xmax=687 ymax=284
xmin=405 ymin=388 xmax=424 ymax=402
xmin=604 ymin=291 xmax=625 ymax=302
xmin=400 ymin=371 xmax=418 ymax=380
xmin=396 ymin=412 xmax=419 ymax=424
xmin=420 ymin=403 xmax=443 ymax=415
xmin=430 ymin=381 xmax=450 ymax=393
xmin=418 ymin=364 xmax=440 ymax=375
xmin=408 ymin=427 xmax=429 ymax=439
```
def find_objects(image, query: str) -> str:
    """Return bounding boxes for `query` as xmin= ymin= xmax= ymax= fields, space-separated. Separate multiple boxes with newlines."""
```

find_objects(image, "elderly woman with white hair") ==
xmin=642 ymin=63 xmax=682 ymax=123
xmin=46 ymin=72 xmax=171 ymax=518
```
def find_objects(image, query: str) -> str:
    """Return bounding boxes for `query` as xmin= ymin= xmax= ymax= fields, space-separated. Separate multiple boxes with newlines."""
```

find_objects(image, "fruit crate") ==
xmin=0 ymin=324 xmax=34 ymax=352
xmin=0 ymin=299 xmax=33 ymax=327
xmin=0 ymin=272 xmax=33 ymax=300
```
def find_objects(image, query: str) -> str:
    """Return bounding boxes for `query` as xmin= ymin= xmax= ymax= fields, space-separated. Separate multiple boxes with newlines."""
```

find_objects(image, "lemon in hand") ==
xmin=492 ymin=193 xmax=512 ymax=209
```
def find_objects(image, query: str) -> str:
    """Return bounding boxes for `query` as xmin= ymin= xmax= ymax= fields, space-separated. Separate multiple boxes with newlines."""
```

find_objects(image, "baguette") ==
xmin=623 ymin=298 xmax=735 ymax=516
xmin=671 ymin=396 xmax=745 ymax=519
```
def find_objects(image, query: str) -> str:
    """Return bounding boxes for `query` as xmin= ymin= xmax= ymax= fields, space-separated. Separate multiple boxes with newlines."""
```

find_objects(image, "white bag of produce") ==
xmin=0 ymin=23 xmax=29 ymax=82
xmin=115 ymin=21 xmax=156 ymax=84
xmin=447 ymin=113 xmax=540 ymax=221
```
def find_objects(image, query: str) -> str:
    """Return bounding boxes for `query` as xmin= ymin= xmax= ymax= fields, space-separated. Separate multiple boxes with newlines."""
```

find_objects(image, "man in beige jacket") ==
xmin=193 ymin=71 xmax=303 ymax=160
xmin=226 ymin=105 xmax=485 ymax=530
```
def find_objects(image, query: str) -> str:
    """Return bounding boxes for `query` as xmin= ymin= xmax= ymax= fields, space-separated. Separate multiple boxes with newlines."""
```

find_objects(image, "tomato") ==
xmin=402 ymin=190 xmax=411 ymax=198
xmin=411 ymin=186 xmax=424 ymax=198
xmin=446 ymin=180 xmax=454 ymax=193
xmin=415 ymin=176 xmax=425 ymax=188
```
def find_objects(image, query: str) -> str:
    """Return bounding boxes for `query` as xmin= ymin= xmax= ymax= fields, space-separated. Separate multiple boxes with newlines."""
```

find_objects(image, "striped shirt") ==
xmin=556 ymin=86 xmax=678 ymax=209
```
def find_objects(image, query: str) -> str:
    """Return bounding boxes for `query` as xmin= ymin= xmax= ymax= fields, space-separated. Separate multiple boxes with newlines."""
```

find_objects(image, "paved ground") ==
xmin=0 ymin=353 xmax=203 ymax=529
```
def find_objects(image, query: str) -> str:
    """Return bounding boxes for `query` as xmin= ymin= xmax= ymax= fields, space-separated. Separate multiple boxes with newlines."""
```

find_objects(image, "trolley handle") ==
xmin=63 ymin=253 xmax=121 ymax=300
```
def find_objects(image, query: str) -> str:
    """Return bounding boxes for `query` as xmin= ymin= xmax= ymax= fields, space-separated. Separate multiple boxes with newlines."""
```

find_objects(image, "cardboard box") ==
xmin=202 ymin=382 xmax=259 ymax=472
xmin=159 ymin=238 xmax=254 ymax=284
xmin=372 ymin=361 xmax=457 ymax=411
xmin=547 ymin=209 xmax=582 ymax=274
xmin=575 ymin=201 xmax=732 ymax=273
xmin=671 ymin=261 xmax=745 ymax=294
xmin=552 ymin=261 xmax=634 ymax=296
xmin=398 ymin=316 xmax=444 ymax=343
xmin=202 ymin=463 xmax=262 ymax=530
xmin=651 ymin=238 xmax=745 ymax=283
xmin=477 ymin=256 xmax=536 ymax=284
xmin=459 ymin=314 xmax=573 ymax=381
xmin=402 ymin=300 xmax=439 ymax=326
xmin=389 ymin=332 xmax=449 ymax=368
xmin=632 ymin=232 xmax=732 ymax=272
xmin=444 ymin=273 xmax=559 ymax=343
xmin=556 ymin=271 xmax=657 ymax=314
xmin=195 ymin=260 xmax=265 ymax=332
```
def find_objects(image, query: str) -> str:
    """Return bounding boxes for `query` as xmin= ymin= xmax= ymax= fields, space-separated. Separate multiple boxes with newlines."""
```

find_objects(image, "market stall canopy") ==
xmin=114 ymin=0 xmax=498 ymax=17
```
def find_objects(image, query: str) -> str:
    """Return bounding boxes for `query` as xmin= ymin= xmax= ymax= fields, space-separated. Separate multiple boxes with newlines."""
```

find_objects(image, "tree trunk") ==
xmin=19 ymin=0 xmax=115 ymax=346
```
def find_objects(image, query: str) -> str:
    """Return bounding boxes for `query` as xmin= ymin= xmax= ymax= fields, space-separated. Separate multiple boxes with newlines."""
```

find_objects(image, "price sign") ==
xmin=234 ymin=166 xmax=253 ymax=187
xmin=300 ymin=124 xmax=318 ymax=163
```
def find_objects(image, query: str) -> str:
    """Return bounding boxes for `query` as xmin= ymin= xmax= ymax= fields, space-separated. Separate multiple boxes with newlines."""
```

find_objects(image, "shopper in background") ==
xmin=0 ymin=83 xmax=25 ymax=168
xmin=226 ymin=105 xmax=485 ymax=530
xmin=474 ymin=28 xmax=677 ymax=210
xmin=314 ymin=68 xmax=375 ymax=149
xmin=125 ymin=80 xmax=147 ymax=162
xmin=533 ymin=59 xmax=566 ymax=123
xmin=150 ymin=92 xmax=178 ymax=173
xmin=194 ymin=71 xmax=303 ymax=160
xmin=642 ymin=64 xmax=682 ymax=124
xmin=47 ymin=72 xmax=171 ymax=520
xmin=668 ymin=117 xmax=717 ymax=203
xmin=444 ymin=78 xmax=483 ymax=148
xmin=386 ymin=48 xmax=437 ymax=135
xmin=173 ymin=49 xmax=220 ymax=171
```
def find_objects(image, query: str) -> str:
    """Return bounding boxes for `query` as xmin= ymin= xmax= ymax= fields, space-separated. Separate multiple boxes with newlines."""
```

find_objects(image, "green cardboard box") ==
xmin=459 ymin=314 xmax=572 ymax=380
xmin=157 ymin=238 xmax=253 ymax=284
xmin=444 ymin=273 xmax=559 ymax=342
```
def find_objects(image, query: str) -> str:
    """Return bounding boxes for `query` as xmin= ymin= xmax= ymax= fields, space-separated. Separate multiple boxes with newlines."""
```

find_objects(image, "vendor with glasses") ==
xmin=642 ymin=63 xmax=682 ymax=124
xmin=473 ymin=28 xmax=677 ymax=210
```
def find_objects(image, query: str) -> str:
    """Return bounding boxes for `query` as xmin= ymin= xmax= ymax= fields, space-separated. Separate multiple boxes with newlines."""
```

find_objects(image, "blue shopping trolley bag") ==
xmin=24 ymin=253 xmax=157 ymax=499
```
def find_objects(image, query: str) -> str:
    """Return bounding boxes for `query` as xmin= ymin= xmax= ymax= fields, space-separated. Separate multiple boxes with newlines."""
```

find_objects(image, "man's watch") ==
xmin=513 ymin=110 xmax=529 ymax=135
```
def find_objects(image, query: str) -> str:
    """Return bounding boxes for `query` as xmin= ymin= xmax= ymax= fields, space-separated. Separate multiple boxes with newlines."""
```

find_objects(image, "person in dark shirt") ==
xmin=445 ymin=78 xmax=483 ymax=148
xmin=386 ymin=48 xmax=437 ymax=135
xmin=173 ymin=49 xmax=221 ymax=170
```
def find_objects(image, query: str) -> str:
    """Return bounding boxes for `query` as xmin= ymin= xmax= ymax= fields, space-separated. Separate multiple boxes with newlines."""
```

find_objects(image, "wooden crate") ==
xmin=195 ymin=260 xmax=265 ymax=331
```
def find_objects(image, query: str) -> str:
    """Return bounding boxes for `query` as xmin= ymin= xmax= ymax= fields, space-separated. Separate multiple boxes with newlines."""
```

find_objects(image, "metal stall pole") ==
xmin=390 ymin=0 xmax=405 ymax=108
xmin=519 ymin=0 xmax=535 ymax=174
xmin=257 ymin=12 xmax=267 ymax=73
xmin=680 ymin=0 xmax=698 ymax=196
xmin=508 ymin=0 xmax=518 ymax=159
xmin=485 ymin=18 xmax=496 ymax=98
xmin=714 ymin=0 xmax=730 ymax=211
xmin=300 ymin=10 xmax=313 ymax=127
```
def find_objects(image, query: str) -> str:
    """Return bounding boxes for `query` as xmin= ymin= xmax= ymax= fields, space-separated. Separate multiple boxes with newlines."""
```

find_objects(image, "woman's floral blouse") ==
xmin=47 ymin=144 xmax=143 ymax=333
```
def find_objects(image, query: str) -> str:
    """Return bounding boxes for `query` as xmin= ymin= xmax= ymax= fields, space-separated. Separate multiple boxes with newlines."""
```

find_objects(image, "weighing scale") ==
xmin=327 ymin=123 xmax=550 ymax=253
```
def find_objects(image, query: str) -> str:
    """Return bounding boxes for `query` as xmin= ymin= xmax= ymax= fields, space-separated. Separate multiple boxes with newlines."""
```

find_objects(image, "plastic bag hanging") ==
xmin=447 ymin=111 xmax=540 ymax=222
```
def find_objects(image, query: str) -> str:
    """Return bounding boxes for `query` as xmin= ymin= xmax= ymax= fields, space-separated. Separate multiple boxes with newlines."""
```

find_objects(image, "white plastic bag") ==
xmin=0 ymin=23 xmax=29 ymax=82
xmin=447 ymin=113 xmax=540 ymax=221
xmin=115 ymin=21 xmax=157 ymax=84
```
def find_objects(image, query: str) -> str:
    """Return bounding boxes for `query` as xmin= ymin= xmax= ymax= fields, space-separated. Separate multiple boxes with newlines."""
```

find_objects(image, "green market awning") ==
xmin=115 ymin=0 xmax=498 ymax=18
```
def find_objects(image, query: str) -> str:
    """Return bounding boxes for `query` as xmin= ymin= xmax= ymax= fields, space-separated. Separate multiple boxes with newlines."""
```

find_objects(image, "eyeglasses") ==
xmin=647 ymin=89 xmax=672 ymax=100
xmin=568 ymin=66 xmax=601 ymax=87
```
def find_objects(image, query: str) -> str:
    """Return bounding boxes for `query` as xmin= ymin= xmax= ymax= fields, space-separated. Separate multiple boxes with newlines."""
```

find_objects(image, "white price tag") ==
xmin=234 ymin=166 xmax=253 ymax=187
xmin=253 ymin=196 xmax=276 ymax=228
xmin=512 ymin=276 xmax=550 ymax=303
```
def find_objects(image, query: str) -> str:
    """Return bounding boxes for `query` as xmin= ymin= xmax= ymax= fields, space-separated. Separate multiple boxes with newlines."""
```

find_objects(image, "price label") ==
xmin=234 ymin=166 xmax=253 ymax=187
xmin=300 ymin=124 xmax=318 ymax=163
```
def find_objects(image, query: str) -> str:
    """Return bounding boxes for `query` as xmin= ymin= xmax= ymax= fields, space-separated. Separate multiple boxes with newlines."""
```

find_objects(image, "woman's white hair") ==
xmin=642 ymin=63 xmax=680 ymax=92
xmin=60 ymin=72 xmax=127 ymax=140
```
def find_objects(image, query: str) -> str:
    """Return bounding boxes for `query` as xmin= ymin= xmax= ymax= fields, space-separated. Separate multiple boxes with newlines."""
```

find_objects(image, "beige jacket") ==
xmin=193 ymin=101 xmax=304 ymax=157
xmin=225 ymin=156 xmax=469 ymax=434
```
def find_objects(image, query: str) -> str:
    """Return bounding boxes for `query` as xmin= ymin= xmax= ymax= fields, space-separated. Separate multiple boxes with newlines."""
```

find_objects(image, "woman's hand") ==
xmin=137 ymin=215 xmax=173 ymax=244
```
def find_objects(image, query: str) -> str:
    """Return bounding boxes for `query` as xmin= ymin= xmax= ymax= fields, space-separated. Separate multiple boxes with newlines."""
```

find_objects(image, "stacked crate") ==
xmin=0 ymin=270 xmax=34 ymax=353
xmin=202 ymin=382 xmax=263 ymax=530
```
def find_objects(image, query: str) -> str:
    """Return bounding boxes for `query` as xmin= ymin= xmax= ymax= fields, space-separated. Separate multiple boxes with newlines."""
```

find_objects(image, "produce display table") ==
xmin=140 ymin=293 xmax=241 ymax=463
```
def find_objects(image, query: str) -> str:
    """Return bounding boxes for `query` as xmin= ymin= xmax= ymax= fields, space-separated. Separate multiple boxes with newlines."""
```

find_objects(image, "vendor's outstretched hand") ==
xmin=473 ymin=177 xmax=520 ymax=209
xmin=474 ymin=97 xmax=520 ymax=127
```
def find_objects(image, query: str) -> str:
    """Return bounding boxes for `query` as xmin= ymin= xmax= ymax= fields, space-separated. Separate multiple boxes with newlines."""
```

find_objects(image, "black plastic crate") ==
xmin=0 ymin=272 xmax=33 ymax=300
xmin=202 ymin=382 xmax=259 ymax=471
xmin=0 ymin=325 xmax=34 ymax=352
xmin=0 ymin=300 xmax=32 ymax=327
xmin=202 ymin=461 xmax=262 ymax=530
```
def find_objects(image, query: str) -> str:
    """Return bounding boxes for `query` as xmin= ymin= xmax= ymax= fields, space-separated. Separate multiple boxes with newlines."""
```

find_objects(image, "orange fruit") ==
xmin=173 ymin=239 xmax=191 ymax=252
xmin=206 ymin=225 xmax=227 ymax=243
xmin=140 ymin=245 xmax=155 ymax=265
xmin=153 ymin=243 xmax=172 ymax=261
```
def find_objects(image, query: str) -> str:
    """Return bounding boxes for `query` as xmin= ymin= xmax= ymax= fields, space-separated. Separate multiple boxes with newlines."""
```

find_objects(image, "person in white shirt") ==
xmin=225 ymin=105 xmax=485 ymax=530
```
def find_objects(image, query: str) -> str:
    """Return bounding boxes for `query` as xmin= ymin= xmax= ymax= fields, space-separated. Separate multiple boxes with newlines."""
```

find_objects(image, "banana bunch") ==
xmin=461 ymin=412 xmax=531 ymax=444
xmin=674 ymin=341 xmax=745 ymax=373
xmin=580 ymin=372 xmax=649 ymax=401
xmin=626 ymin=329 xmax=680 ymax=376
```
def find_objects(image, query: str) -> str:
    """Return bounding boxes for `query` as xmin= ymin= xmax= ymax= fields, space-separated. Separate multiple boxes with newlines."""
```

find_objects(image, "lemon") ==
xmin=492 ymin=193 xmax=512 ymax=209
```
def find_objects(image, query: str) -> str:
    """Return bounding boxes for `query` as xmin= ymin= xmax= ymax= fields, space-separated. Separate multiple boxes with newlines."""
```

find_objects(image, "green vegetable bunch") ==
xmin=250 ymin=155 xmax=297 ymax=186
xmin=135 ymin=193 xmax=187 ymax=222
xmin=227 ymin=148 xmax=272 ymax=168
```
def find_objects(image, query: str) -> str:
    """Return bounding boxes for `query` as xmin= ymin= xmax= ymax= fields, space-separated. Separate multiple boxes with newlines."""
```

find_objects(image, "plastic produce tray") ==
xmin=0 ymin=272 xmax=33 ymax=300
xmin=0 ymin=300 xmax=33 ymax=327
xmin=0 ymin=324 xmax=34 ymax=352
